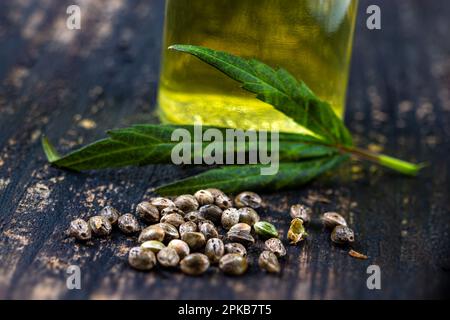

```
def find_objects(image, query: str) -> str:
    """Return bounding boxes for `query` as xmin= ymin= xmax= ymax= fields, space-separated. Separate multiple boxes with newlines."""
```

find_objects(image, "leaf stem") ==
xmin=340 ymin=146 xmax=423 ymax=176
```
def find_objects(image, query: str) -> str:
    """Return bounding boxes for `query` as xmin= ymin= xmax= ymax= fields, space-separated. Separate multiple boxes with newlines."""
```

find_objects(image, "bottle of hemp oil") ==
xmin=158 ymin=0 xmax=358 ymax=133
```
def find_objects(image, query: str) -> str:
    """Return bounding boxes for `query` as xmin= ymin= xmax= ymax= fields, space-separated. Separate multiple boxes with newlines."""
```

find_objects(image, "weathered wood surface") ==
xmin=0 ymin=0 xmax=449 ymax=300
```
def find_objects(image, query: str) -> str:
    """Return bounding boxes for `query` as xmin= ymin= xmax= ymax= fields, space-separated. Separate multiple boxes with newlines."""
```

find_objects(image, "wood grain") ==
xmin=0 ymin=0 xmax=449 ymax=299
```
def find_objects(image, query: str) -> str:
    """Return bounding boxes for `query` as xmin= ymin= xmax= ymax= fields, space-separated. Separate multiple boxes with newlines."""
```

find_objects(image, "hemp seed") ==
xmin=168 ymin=239 xmax=190 ymax=259
xmin=179 ymin=221 xmax=198 ymax=236
xmin=174 ymin=195 xmax=199 ymax=213
xmin=194 ymin=190 xmax=215 ymax=206
xmin=150 ymin=197 xmax=175 ymax=211
xmin=198 ymin=204 xmax=223 ymax=224
xmin=128 ymin=247 xmax=156 ymax=271
xmin=258 ymin=251 xmax=280 ymax=273
xmin=219 ymin=254 xmax=248 ymax=276
xmin=264 ymin=238 xmax=286 ymax=257
xmin=234 ymin=191 xmax=262 ymax=209
xmin=180 ymin=253 xmax=210 ymax=276
xmin=224 ymin=243 xmax=247 ymax=257
xmin=68 ymin=218 xmax=92 ymax=241
xmin=321 ymin=212 xmax=347 ymax=229
xmin=160 ymin=213 xmax=185 ymax=228
xmin=141 ymin=240 xmax=166 ymax=253
xmin=181 ymin=232 xmax=206 ymax=251
xmin=238 ymin=207 xmax=260 ymax=226
xmin=99 ymin=206 xmax=120 ymax=225
xmin=290 ymin=204 xmax=312 ymax=224
xmin=221 ymin=208 xmax=240 ymax=230
xmin=157 ymin=247 xmax=180 ymax=267
xmin=118 ymin=214 xmax=141 ymax=234
xmin=136 ymin=201 xmax=159 ymax=224
xmin=331 ymin=225 xmax=355 ymax=244
xmin=88 ymin=216 xmax=112 ymax=237
xmin=138 ymin=225 xmax=165 ymax=243
xmin=204 ymin=238 xmax=225 ymax=264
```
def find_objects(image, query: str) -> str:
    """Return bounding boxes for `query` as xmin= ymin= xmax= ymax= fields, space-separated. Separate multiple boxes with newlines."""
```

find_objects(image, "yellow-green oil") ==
xmin=158 ymin=0 xmax=358 ymax=133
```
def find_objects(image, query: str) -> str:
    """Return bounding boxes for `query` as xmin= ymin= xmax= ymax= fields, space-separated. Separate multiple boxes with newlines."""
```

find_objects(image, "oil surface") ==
xmin=158 ymin=0 xmax=358 ymax=133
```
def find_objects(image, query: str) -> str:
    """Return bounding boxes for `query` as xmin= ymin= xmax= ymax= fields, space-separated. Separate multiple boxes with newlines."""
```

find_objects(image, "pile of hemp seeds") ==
xmin=68 ymin=188 xmax=365 ymax=276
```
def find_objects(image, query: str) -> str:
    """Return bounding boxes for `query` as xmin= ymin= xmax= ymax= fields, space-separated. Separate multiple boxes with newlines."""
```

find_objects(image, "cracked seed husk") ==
xmin=181 ymin=231 xmax=206 ymax=251
xmin=136 ymin=201 xmax=159 ymax=223
xmin=219 ymin=254 xmax=248 ymax=275
xmin=68 ymin=218 xmax=92 ymax=241
xmin=224 ymin=243 xmax=247 ymax=257
xmin=238 ymin=207 xmax=260 ymax=226
xmin=264 ymin=238 xmax=286 ymax=257
xmin=221 ymin=208 xmax=240 ymax=230
xmin=321 ymin=212 xmax=347 ymax=229
xmin=331 ymin=225 xmax=355 ymax=244
xmin=254 ymin=221 xmax=278 ymax=239
xmin=168 ymin=239 xmax=190 ymax=259
xmin=194 ymin=190 xmax=215 ymax=206
xmin=141 ymin=240 xmax=166 ymax=253
xmin=234 ymin=191 xmax=262 ymax=209
xmin=128 ymin=247 xmax=156 ymax=271
xmin=88 ymin=216 xmax=112 ymax=237
xmin=138 ymin=225 xmax=165 ymax=243
xmin=180 ymin=253 xmax=210 ymax=276
xmin=290 ymin=204 xmax=312 ymax=224
xmin=204 ymin=238 xmax=225 ymax=264
xmin=118 ymin=214 xmax=141 ymax=234
xmin=174 ymin=194 xmax=199 ymax=212
xmin=287 ymin=218 xmax=307 ymax=245
xmin=258 ymin=251 xmax=280 ymax=273
xmin=157 ymin=247 xmax=180 ymax=267
xmin=99 ymin=206 xmax=120 ymax=225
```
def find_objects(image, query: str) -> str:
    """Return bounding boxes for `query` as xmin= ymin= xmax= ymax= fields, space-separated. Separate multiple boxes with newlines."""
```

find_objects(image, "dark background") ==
xmin=0 ymin=0 xmax=449 ymax=299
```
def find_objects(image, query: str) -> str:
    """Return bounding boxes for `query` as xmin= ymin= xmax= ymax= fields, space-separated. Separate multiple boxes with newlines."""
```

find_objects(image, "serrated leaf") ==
xmin=169 ymin=44 xmax=353 ymax=146
xmin=156 ymin=155 xmax=349 ymax=195
xmin=44 ymin=124 xmax=337 ymax=171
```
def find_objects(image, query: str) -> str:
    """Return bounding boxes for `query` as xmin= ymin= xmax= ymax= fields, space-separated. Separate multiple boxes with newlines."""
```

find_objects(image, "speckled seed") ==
xmin=199 ymin=223 xmax=219 ymax=240
xmin=180 ymin=253 xmax=210 ymax=276
xmin=68 ymin=219 xmax=91 ymax=241
xmin=258 ymin=251 xmax=280 ymax=273
xmin=331 ymin=225 xmax=355 ymax=244
xmin=179 ymin=221 xmax=198 ymax=236
xmin=118 ymin=214 xmax=141 ymax=234
xmin=221 ymin=208 xmax=240 ymax=230
xmin=234 ymin=191 xmax=262 ymax=209
xmin=215 ymin=193 xmax=233 ymax=210
xmin=181 ymin=232 xmax=206 ymax=251
xmin=198 ymin=205 xmax=223 ymax=224
xmin=254 ymin=221 xmax=278 ymax=239
xmin=138 ymin=225 xmax=165 ymax=243
xmin=150 ymin=197 xmax=175 ymax=211
xmin=174 ymin=195 xmax=199 ymax=212
xmin=287 ymin=218 xmax=307 ymax=245
xmin=157 ymin=247 xmax=180 ymax=267
xmin=194 ymin=190 xmax=215 ymax=206
xmin=204 ymin=238 xmax=225 ymax=264
xmin=219 ymin=254 xmax=248 ymax=276
xmin=141 ymin=240 xmax=166 ymax=253
xmin=238 ymin=207 xmax=260 ymax=226
xmin=99 ymin=206 xmax=120 ymax=225
xmin=136 ymin=202 xmax=159 ymax=224
xmin=290 ymin=204 xmax=312 ymax=224
xmin=160 ymin=213 xmax=185 ymax=228
xmin=184 ymin=211 xmax=202 ymax=223
xmin=157 ymin=223 xmax=180 ymax=242
xmin=168 ymin=239 xmax=190 ymax=259
xmin=88 ymin=216 xmax=112 ymax=237
xmin=128 ymin=247 xmax=156 ymax=271
xmin=321 ymin=212 xmax=347 ymax=229
xmin=205 ymin=188 xmax=225 ymax=198
xmin=224 ymin=243 xmax=247 ymax=257
xmin=264 ymin=238 xmax=286 ymax=257
xmin=227 ymin=230 xmax=255 ymax=246
xmin=160 ymin=206 xmax=184 ymax=217
xmin=229 ymin=223 xmax=252 ymax=234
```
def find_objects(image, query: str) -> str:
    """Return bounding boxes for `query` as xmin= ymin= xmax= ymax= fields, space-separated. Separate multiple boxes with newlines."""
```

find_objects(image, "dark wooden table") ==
xmin=0 ymin=0 xmax=449 ymax=300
